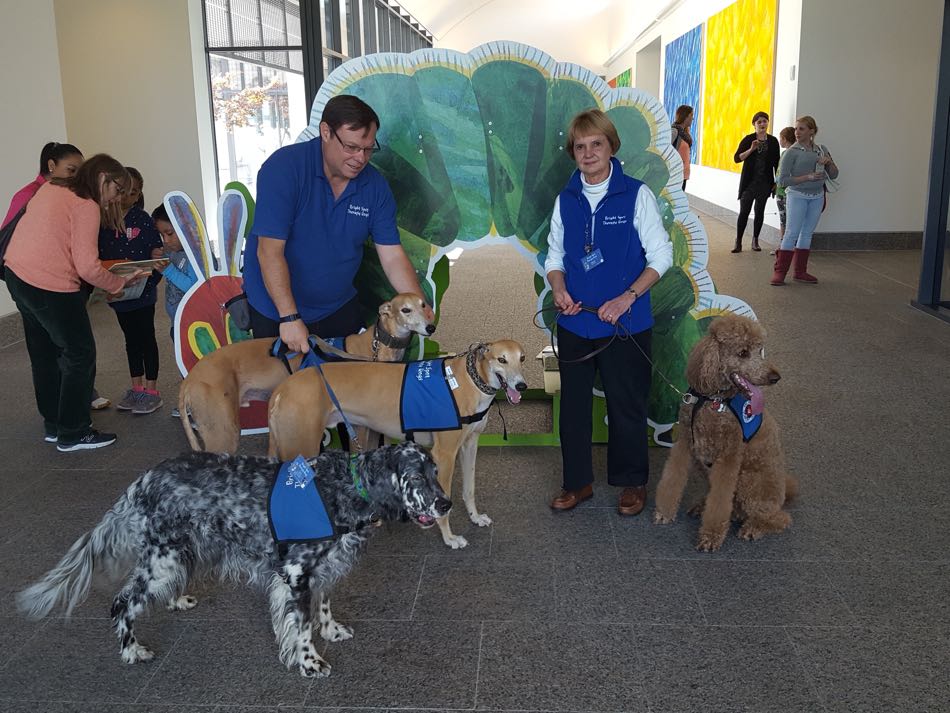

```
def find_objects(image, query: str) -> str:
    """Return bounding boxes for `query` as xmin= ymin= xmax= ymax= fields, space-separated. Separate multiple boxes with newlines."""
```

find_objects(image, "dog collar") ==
xmin=349 ymin=454 xmax=371 ymax=502
xmin=374 ymin=322 xmax=412 ymax=350
xmin=466 ymin=348 xmax=496 ymax=396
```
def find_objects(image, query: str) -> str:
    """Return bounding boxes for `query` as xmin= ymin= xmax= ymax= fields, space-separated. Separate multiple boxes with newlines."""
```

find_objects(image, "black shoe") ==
xmin=731 ymin=240 xmax=742 ymax=253
xmin=751 ymin=238 xmax=762 ymax=251
xmin=57 ymin=429 xmax=117 ymax=452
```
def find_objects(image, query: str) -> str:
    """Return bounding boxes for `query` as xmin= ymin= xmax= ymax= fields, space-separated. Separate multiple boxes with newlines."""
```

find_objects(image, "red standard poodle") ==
xmin=653 ymin=313 xmax=798 ymax=551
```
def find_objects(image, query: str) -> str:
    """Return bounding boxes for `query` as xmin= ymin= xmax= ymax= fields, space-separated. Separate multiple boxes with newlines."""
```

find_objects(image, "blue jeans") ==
xmin=781 ymin=192 xmax=823 ymax=250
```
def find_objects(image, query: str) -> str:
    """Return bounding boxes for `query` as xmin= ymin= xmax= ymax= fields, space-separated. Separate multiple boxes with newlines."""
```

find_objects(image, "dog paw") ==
xmin=166 ymin=595 xmax=198 ymax=611
xmin=687 ymin=503 xmax=705 ymax=518
xmin=320 ymin=621 xmax=354 ymax=642
xmin=738 ymin=524 xmax=764 ymax=541
xmin=443 ymin=534 xmax=469 ymax=549
xmin=653 ymin=510 xmax=675 ymax=525
xmin=695 ymin=530 xmax=726 ymax=552
xmin=121 ymin=643 xmax=154 ymax=664
xmin=299 ymin=653 xmax=331 ymax=678
xmin=469 ymin=512 xmax=492 ymax=527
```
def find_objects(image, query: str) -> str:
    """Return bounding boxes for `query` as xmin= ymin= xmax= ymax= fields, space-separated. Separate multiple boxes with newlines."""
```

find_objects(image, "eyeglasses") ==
xmin=332 ymin=129 xmax=381 ymax=157
xmin=111 ymin=179 xmax=127 ymax=194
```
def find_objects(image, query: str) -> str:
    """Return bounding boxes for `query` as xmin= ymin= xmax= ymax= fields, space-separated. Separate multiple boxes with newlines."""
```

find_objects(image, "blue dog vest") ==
xmin=399 ymin=359 xmax=462 ymax=436
xmin=727 ymin=394 xmax=762 ymax=442
xmin=689 ymin=391 xmax=763 ymax=443
xmin=268 ymin=457 xmax=336 ymax=546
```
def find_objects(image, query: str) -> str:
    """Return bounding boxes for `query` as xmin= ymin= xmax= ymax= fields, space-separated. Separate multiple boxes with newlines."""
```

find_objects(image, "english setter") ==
xmin=17 ymin=442 xmax=450 ymax=678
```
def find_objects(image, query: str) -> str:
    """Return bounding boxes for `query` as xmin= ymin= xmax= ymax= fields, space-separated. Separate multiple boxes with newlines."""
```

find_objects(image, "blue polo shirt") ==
xmin=244 ymin=137 xmax=401 ymax=322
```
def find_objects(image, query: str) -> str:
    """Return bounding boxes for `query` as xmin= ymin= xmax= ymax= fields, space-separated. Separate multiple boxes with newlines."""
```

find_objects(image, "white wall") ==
xmin=432 ymin=3 xmax=613 ymax=72
xmin=53 ymin=0 xmax=215 ymax=228
xmin=0 ymin=0 xmax=68 ymax=316
xmin=796 ymin=0 xmax=941 ymax=233
xmin=635 ymin=38 xmax=662 ymax=98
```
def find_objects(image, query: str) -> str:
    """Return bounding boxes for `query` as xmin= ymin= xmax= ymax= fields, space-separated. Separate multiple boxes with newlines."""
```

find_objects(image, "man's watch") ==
xmin=278 ymin=313 xmax=302 ymax=324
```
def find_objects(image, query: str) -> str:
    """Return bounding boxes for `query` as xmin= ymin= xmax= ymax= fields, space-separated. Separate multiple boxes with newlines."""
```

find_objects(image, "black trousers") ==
xmin=557 ymin=325 xmax=652 ymax=490
xmin=115 ymin=305 xmax=159 ymax=381
xmin=737 ymin=189 xmax=770 ymax=240
xmin=5 ymin=269 xmax=95 ymax=441
xmin=248 ymin=296 xmax=363 ymax=341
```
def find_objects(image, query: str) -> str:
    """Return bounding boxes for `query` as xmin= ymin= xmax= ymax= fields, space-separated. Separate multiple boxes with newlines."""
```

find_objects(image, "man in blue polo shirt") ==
xmin=243 ymin=95 xmax=427 ymax=352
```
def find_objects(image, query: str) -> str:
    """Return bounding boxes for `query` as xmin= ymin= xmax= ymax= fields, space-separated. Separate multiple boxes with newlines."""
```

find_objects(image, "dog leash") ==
xmin=271 ymin=336 xmax=364 ymax=452
xmin=533 ymin=305 xmax=691 ymax=403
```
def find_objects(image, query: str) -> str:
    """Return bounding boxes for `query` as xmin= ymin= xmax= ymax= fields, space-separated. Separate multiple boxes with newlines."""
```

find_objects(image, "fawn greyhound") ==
xmin=268 ymin=339 xmax=528 ymax=548
xmin=179 ymin=293 xmax=435 ymax=453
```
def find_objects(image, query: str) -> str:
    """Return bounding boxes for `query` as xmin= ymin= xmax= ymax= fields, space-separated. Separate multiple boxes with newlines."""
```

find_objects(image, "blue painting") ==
xmin=663 ymin=24 xmax=703 ymax=164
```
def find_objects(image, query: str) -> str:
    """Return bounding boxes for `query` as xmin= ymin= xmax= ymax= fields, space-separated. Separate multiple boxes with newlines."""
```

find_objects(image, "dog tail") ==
xmin=784 ymin=474 xmax=799 ymax=504
xmin=178 ymin=380 xmax=201 ymax=451
xmin=16 ymin=495 xmax=139 ymax=620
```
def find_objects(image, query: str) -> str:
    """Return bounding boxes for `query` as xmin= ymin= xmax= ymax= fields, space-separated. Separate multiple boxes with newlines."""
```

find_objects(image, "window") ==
xmin=202 ymin=0 xmax=431 ymax=194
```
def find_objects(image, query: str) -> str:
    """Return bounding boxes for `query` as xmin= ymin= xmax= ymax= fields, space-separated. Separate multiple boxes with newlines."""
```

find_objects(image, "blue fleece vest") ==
xmin=557 ymin=158 xmax=653 ymax=339
xmin=400 ymin=359 xmax=462 ymax=435
xmin=268 ymin=458 xmax=336 ymax=544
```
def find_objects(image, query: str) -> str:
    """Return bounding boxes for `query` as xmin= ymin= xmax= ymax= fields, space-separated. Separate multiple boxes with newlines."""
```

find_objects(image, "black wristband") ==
xmin=278 ymin=313 xmax=302 ymax=324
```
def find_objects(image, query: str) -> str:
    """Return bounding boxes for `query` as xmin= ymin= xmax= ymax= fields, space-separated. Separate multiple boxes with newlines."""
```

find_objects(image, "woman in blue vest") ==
xmin=545 ymin=109 xmax=673 ymax=516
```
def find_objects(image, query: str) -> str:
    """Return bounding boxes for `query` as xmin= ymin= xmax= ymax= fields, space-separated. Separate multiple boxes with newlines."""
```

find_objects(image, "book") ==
xmin=89 ymin=258 xmax=170 ymax=304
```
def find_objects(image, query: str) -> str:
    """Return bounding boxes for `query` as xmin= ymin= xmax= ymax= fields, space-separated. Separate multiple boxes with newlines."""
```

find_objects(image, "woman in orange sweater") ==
xmin=4 ymin=154 xmax=142 ymax=452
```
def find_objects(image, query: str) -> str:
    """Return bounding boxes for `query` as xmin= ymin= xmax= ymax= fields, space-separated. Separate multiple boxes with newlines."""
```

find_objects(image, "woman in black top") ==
xmin=732 ymin=111 xmax=780 ymax=252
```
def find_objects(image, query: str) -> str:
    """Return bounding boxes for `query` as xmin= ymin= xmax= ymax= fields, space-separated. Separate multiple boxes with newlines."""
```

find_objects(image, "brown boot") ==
xmin=792 ymin=248 xmax=818 ymax=283
xmin=751 ymin=236 xmax=761 ymax=251
xmin=550 ymin=484 xmax=593 ymax=511
xmin=770 ymin=249 xmax=794 ymax=286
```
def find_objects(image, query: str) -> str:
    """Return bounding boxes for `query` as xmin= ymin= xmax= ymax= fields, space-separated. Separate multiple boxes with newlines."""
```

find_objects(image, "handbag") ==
xmin=224 ymin=291 xmax=251 ymax=331
xmin=0 ymin=205 xmax=27 ymax=282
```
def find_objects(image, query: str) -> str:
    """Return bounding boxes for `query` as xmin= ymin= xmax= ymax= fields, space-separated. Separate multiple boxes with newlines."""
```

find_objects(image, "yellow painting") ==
xmin=700 ymin=0 xmax=777 ymax=173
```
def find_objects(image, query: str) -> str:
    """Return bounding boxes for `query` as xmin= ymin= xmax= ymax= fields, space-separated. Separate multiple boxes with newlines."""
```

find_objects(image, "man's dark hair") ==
xmin=321 ymin=95 xmax=380 ymax=133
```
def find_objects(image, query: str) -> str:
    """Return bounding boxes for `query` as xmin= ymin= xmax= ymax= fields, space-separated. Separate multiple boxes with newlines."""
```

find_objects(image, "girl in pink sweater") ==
xmin=4 ymin=154 xmax=143 ymax=452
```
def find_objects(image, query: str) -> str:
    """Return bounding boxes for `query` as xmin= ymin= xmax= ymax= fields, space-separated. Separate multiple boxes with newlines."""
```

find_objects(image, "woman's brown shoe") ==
xmin=550 ymin=484 xmax=593 ymax=511
xmin=618 ymin=486 xmax=647 ymax=516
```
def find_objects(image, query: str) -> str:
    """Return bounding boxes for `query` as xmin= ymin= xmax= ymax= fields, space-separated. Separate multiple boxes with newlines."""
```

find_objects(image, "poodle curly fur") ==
xmin=653 ymin=314 xmax=798 ymax=551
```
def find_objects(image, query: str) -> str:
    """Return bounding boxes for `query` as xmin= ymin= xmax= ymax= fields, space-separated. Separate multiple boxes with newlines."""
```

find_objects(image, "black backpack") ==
xmin=0 ymin=204 xmax=26 ymax=282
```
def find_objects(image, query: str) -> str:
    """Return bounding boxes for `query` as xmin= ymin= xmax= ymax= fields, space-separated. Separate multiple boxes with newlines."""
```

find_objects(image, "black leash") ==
xmin=532 ymin=304 xmax=690 ymax=402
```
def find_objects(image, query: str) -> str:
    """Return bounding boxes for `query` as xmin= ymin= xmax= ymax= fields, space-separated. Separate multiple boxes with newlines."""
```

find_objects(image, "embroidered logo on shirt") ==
xmin=347 ymin=204 xmax=370 ymax=218
xmin=126 ymin=227 xmax=141 ymax=241
xmin=602 ymin=215 xmax=628 ymax=225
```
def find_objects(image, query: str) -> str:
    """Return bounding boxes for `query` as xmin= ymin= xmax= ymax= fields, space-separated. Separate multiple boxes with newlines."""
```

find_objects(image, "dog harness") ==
xmin=400 ymin=358 xmax=492 ymax=440
xmin=688 ymin=390 xmax=763 ymax=442
xmin=268 ymin=455 xmax=373 ymax=558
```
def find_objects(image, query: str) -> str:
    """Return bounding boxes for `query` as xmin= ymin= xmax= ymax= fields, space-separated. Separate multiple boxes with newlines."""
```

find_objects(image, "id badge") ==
xmin=581 ymin=247 xmax=604 ymax=272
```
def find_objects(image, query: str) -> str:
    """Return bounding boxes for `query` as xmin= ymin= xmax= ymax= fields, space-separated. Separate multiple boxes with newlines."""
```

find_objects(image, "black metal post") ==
xmin=915 ymin=0 xmax=950 ymax=314
xmin=300 ymin=0 xmax=325 ymax=121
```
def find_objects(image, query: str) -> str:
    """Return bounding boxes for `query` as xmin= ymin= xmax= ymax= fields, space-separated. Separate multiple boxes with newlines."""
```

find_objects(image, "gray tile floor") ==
xmin=1 ymin=209 xmax=948 ymax=712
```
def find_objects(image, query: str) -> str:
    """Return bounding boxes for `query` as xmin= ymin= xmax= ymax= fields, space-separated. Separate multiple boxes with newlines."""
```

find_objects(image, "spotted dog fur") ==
xmin=16 ymin=443 xmax=450 ymax=678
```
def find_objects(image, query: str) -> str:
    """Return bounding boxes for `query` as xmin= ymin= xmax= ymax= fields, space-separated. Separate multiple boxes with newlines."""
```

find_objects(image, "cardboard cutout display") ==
xmin=171 ymin=41 xmax=754 ymax=441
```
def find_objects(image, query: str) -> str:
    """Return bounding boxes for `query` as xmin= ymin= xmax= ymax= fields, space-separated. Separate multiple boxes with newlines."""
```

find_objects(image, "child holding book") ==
xmin=150 ymin=203 xmax=197 ymax=417
xmin=98 ymin=167 xmax=165 ymax=414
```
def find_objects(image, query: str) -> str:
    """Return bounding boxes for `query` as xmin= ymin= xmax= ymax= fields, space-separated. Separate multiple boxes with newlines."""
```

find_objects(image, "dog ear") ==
xmin=686 ymin=334 xmax=723 ymax=394
xmin=378 ymin=300 xmax=393 ymax=317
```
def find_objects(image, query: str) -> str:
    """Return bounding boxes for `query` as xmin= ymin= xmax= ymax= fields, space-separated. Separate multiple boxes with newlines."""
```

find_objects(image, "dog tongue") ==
xmin=506 ymin=386 xmax=522 ymax=404
xmin=734 ymin=373 xmax=764 ymax=415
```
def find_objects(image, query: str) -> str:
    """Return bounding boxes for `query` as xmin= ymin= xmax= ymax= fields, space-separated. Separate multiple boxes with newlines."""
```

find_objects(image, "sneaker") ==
xmin=44 ymin=433 xmax=58 ymax=443
xmin=57 ymin=429 xmax=117 ymax=452
xmin=171 ymin=407 xmax=181 ymax=418
xmin=133 ymin=392 xmax=163 ymax=415
xmin=116 ymin=389 xmax=141 ymax=411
